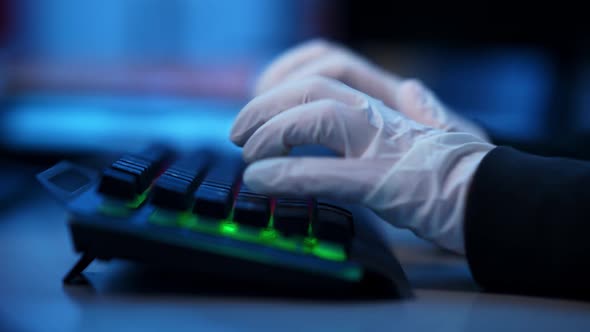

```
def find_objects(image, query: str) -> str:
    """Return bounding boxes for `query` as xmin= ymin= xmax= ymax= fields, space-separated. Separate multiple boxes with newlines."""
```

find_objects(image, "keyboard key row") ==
xmin=98 ymin=151 xmax=354 ymax=245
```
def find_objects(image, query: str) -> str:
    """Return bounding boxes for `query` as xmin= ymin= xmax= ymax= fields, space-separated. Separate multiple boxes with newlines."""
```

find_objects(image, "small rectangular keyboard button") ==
xmin=193 ymin=184 xmax=233 ymax=220
xmin=314 ymin=203 xmax=354 ymax=246
xmin=151 ymin=153 xmax=209 ymax=210
xmin=97 ymin=145 xmax=174 ymax=199
xmin=233 ymin=185 xmax=270 ymax=228
xmin=274 ymin=198 xmax=311 ymax=237
xmin=97 ymin=168 xmax=138 ymax=199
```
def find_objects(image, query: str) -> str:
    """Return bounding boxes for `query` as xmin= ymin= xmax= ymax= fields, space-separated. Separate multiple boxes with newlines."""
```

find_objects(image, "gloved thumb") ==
xmin=243 ymin=157 xmax=390 ymax=203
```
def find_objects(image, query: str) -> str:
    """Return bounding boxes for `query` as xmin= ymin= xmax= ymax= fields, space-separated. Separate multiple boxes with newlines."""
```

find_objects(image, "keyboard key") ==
xmin=154 ymin=175 xmax=193 ymax=195
xmin=158 ymin=170 xmax=194 ymax=184
xmin=192 ymin=155 xmax=243 ymax=219
xmin=120 ymin=155 xmax=156 ymax=181
xmin=111 ymin=160 xmax=149 ymax=192
xmin=233 ymin=185 xmax=270 ymax=228
xmin=202 ymin=156 xmax=244 ymax=189
xmin=121 ymin=145 xmax=174 ymax=180
xmin=193 ymin=184 xmax=233 ymax=219
xmin=151 ymin=153 xmax=209 ymax=210
xmin=314 ymin=203 xmax=354 ymax=245
xmin=274 ymin=198 xmax=311 ymax=237
xmin=97 ymin=145 xmax=173 ymax=199
xmin=97 ymin=168 xmax=137 ymax=199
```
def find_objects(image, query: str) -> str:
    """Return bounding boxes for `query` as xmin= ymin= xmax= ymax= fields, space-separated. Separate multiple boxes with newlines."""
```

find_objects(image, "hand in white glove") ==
xmin=231 ymin=77 xmax=495 ymax=254
xmin=255 ymin=39 xmax=489 ymax=141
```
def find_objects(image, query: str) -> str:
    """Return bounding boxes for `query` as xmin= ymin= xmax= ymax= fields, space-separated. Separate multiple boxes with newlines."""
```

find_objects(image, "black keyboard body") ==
xmin=38 ymin=145 xmax=412 ymax=298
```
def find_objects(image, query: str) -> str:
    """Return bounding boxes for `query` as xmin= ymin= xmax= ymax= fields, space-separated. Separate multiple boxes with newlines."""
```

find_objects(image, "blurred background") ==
xmin=5 ymin=2 xmax=590 ymax=328
xmin=1 ymin=0 xmax=590 ymax=194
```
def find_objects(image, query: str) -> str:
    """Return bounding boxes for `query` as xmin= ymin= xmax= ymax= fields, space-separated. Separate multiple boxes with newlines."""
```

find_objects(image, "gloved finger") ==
xmin=231 ymin=76 xmax=364 ymax=146
xmin=280 ymin=51 xmax=400 ymax=92
xmin=395 ymin=79 xmax=445 ymax=129
xmin=243 ymin=157 xmax=389 ymax=202
xmin=242 ymin=99 xmax=369 ymax=162
xmin=255 ymin=39 xmax=338 ymax=95
xmin=276 ymin=56 xmax=452 ymax=130
xmin=278 ymin=52 xmax=359 ymax=90
xmin=395 ymin=79 xmax=490 ymax=140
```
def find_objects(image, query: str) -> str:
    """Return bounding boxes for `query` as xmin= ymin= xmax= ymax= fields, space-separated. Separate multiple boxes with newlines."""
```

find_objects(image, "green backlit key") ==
xmin=233 ymin=185 xmax=271 ymax=228
xmin=274 ymin=198 xmax=313 ymax=237
xmin=314 ymin=203 xmax=354 ymax=246
xmin=193 ymin=156 xmax=243 ymax=219
xmin=98 ymin=145 xmax=173 ymax=200
xmin=193 ymin=184 xmax=234 ymax=219
xmin=151 ymin=152 xmax=210 ymax=210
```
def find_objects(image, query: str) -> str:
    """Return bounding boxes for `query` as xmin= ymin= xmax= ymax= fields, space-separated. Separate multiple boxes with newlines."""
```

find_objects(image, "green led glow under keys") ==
xmin=99 ymin=188 xmax=151 ymax=217
xmin=148 ymin=209 xmax=348 ymax=262
xmin=125 ymin=189 xmax=150 ymax=208
xmin=220 ymin=220 xmax=239 ymax=234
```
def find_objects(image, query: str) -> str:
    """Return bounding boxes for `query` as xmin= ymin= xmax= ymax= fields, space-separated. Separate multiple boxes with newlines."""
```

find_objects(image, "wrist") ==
xmin=364 ymin=132 xmax=494 ymax=254
xmin=445 ymin=145 xmax=493 ymax=254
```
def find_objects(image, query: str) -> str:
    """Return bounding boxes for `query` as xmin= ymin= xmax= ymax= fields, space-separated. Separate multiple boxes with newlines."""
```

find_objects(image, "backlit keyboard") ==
xmin=38 ymin=145 xmax=412 ymax=298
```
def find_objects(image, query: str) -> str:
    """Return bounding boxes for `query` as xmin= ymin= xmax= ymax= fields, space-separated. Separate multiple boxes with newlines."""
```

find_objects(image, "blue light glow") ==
xmin=18 ymin=0 xmax=298 ymax=62
xmin=1 ymin=95 xmax=242 ymax=153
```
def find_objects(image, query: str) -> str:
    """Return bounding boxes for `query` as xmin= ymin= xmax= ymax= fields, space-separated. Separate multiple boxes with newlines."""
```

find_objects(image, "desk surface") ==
xmin=2 ymin=187 xmax=590 ymax=332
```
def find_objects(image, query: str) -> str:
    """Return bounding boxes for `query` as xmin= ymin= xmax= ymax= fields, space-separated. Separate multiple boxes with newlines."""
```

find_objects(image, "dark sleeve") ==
xmin=465 ymin=146 xmax=590 ymax=298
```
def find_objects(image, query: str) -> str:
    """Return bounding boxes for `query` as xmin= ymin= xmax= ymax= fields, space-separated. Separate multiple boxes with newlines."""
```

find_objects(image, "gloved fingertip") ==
xmin=241 ymin=140 xmax=262 ymax=164
xmin=229 ymin=125 xmax=246 ymax=147
xmin=229 ymin=133 xmax=241 ymax=147
xmin=241 ymin=150 xmax=255 ymax=165
xmin=242 ymin=159 xmax=282 ymax=193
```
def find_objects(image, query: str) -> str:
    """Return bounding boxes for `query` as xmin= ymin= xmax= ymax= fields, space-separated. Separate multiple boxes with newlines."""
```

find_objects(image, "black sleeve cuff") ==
xmin=464 ymin=146 xmax=590 ymax=297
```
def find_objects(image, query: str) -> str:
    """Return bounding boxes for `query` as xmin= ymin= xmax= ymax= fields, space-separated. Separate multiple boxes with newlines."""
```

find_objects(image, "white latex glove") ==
xmin=255 ymin=39 xmax=489 ymax=141
xmin=231 ymin=77 xmax=495 ymax=254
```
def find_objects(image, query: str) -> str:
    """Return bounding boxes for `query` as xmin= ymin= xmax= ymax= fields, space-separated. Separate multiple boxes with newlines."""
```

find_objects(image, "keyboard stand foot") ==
xmin=63 ymin=253 xmax=95 ymax=285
